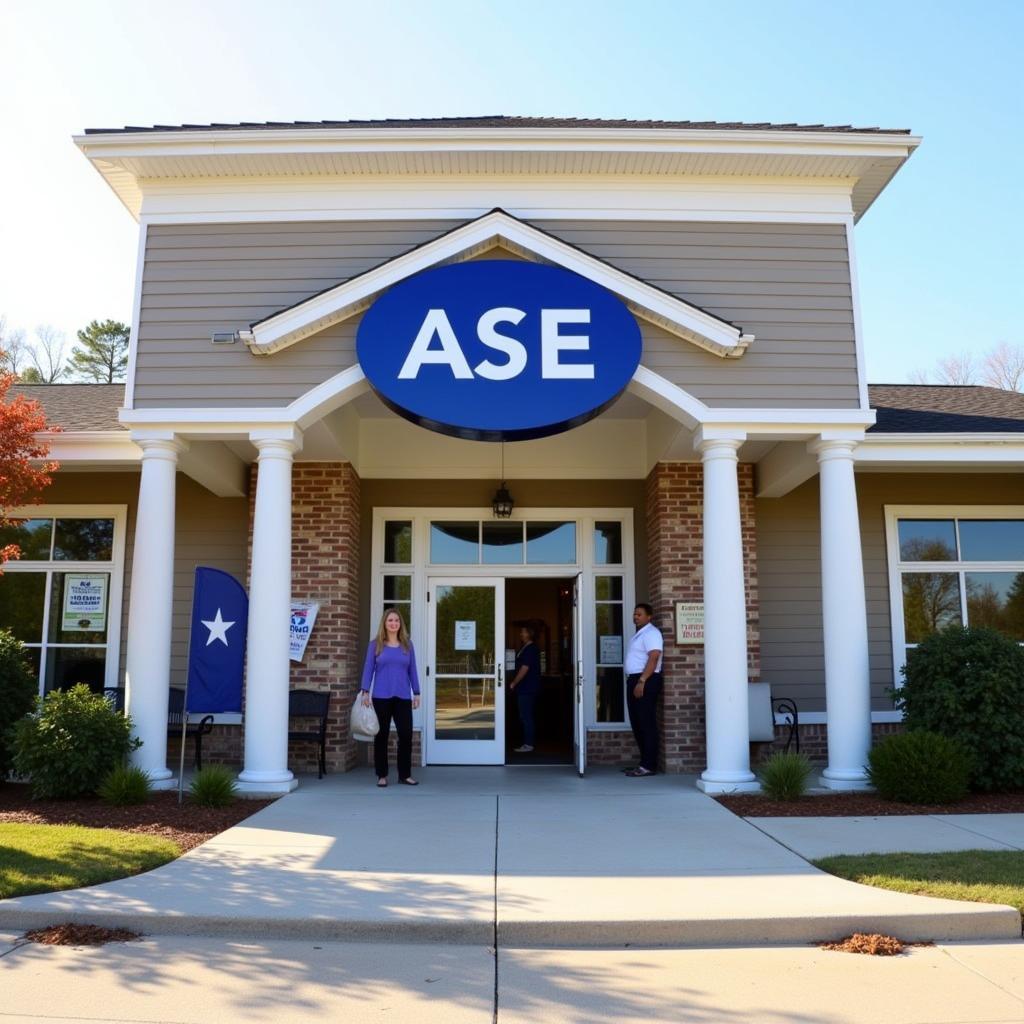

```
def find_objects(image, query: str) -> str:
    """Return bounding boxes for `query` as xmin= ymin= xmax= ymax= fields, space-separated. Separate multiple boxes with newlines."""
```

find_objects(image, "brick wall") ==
xmin=645 ymin=462 xmax=759 ymax=773
xmin=587 ymin=729 xmax=637 ymax=765
xmin=757 ymin=719 xmax=904 ymax=764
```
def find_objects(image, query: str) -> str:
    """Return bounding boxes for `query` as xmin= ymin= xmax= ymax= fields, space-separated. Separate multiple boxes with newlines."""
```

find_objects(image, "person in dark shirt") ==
xmin=510 ymin=625 xmax=541 ymax=753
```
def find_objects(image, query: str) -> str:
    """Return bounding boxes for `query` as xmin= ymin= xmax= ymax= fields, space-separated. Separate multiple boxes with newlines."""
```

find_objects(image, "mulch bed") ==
xmin=0 ymin=784 xmax=274 ymax=852
xmin=23 ymin=923 xmax=142 ymax=946
xmin=716 ymin=790 xmax=1024 ymax=818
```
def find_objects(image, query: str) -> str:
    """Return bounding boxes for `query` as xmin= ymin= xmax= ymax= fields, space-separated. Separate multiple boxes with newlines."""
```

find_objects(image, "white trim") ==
xmin=845 ymin=218 xmax=870 ymax=410
xmin=883 ymin=505 xmax=1024 ymax=692
xmin=1 ymin=504 xmax=128 ymax=695
xmin=123 ymin=222 xmax=147 ymax=409
xmin=858 ymin=435 xmax=1024 ymax=465
xmin=38 ymin=431 xmax=140 ymax=463
xmin=132 ymin=175 xmax=859 ymax=225
xmin=777 ymin=711 xmax=904 ymax=725
xmin=240 ymin=211 xmax=754 ymax=360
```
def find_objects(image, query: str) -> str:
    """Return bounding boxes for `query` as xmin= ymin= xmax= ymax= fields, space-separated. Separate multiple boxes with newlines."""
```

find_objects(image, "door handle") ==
xmin=497 ymin=665 xmax=503 ymax=688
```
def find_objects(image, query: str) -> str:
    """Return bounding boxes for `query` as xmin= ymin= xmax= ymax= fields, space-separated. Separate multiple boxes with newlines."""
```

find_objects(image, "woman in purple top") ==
xmin=360 ymin=607 xmax=421 ymax=787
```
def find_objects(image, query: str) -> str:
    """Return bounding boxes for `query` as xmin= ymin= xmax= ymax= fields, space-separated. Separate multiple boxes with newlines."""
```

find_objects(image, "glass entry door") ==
xmin=426 ymin=577 xmax=505 ymax=764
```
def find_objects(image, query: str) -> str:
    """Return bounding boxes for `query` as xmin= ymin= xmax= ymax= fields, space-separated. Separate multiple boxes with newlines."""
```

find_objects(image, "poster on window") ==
xmin=289 ymin=601 xmax=320 ymax=662
xmin=454 ymin=620 xmax=476 ymax=651
xmin=599 ymin=635 xmax=623 ymax=664
xmin=62 ymin=574 xmax=107 ymax=632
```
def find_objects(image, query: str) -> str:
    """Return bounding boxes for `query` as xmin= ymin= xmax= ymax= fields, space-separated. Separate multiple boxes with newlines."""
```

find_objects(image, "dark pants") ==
xmin=626 ymin=672 xmax=662 ymax=772
xmin=372 ymin=696 xmax=413 ymax=780
xmin=517 ymin=689 xmax=537 ymax=747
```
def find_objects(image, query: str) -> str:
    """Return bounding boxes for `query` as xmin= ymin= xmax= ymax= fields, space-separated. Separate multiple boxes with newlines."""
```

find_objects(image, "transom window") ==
xmin=0 ymin=507 xmax=126 ymax=696
xmin=886 ymin=508 xmax=1024 ymax=679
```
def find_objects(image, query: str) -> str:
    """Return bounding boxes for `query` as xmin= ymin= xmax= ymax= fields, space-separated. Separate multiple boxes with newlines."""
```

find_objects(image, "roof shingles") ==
xmin=84 ymin=116 xmax=911 ymax=136
xmin=868 ymin=385 xmax=1024 ymax=433
xmin=10 ymin=384 xmax=125 ymax=432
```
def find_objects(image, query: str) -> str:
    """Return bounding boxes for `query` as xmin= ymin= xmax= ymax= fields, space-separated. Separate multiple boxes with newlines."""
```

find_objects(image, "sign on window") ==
xmin=62 ymin=574 xmax=107 ymax=632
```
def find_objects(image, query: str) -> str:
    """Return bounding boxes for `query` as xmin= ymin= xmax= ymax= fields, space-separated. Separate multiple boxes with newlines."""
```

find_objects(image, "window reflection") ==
xmin=384 ymin=521 xmax=412 ymax=563
xmin=594 ymin=521 xmax=622 ymax=564
xmin=430 ymin=522 xmax=479 ymax=564
xmin=54 ymin=519 xmax=114 ymax=561
xmin=966 ymin=572 xmax=1024 ymax=641
xmin=0 ymin=519 xmax=52 ymax=560
xmin=482 ymin=522 xmax=523 ymax=564
xmin=898 ymin=520 xmax=957 ymax=561
xmin=902 ymin=573 xmax=962 ymax=643
xmin=526 ymin=522 xmax=576 ymax=564
xmin=960 ymin=521 xmax=1024 ymax=562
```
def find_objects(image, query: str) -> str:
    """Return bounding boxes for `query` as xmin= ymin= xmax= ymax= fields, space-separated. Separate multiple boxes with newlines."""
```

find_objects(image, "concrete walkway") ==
xmin=3 ymin=931 xmax=1024 ymax=1023
xmin=752 ymin=812 xmax=1024 ymax=858
xmin=0 ymin=768 xmax=1019 ymax=945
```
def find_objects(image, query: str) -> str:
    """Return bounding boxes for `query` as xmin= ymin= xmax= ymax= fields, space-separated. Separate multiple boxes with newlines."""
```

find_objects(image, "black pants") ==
xmin=372 ymin=696 xmax=413 ymax=780
xmin=626 ymin=672 xmax=662 ymax=773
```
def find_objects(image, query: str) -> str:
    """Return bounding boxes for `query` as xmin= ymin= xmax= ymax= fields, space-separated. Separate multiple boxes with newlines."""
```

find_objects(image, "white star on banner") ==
xmin=201 ymin=608 xmax=235 ymax=647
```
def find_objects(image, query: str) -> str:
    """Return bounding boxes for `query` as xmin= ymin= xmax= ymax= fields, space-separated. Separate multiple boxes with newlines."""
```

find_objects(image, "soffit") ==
xmin=75 ymin=127 xmax=919 ymax=221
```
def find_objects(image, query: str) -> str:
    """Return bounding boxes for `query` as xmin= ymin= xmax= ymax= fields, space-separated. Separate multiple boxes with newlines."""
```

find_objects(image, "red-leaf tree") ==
xmin=0 ymin=369 xmax=58 ymax=565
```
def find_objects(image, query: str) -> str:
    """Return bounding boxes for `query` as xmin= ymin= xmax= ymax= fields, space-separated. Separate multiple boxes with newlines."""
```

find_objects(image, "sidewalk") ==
xmin=750 ymin=812 xmax=1024 ymax=858
xmin=2 ymin=930 xmax=1023 ymax=1024
xmin=0 ymin=768 xmax=1018 ymax=946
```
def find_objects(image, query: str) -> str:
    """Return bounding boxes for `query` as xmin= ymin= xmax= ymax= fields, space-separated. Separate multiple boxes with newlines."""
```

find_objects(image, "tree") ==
xmin=0 ymin=370 xmax=57 ymax=566
xmin=0 ymin=316 xmax=30 ymax=378
xmin=67 ymin=319 xmax=130 ymax=383
xmin=982 ymin=342 xmax=1024 ymax=392
xmin=911 ymin=341 xmax=1024 ymax=391
xmin=29 ymin=325 xmax=67 ymax=383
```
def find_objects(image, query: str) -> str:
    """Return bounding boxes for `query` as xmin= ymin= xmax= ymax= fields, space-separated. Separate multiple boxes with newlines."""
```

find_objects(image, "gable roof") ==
xmin=10 ymin=383 xmax=125 ymax=432
xmin=868 ymin=384 xmax=1024 ymax=433
xmin=241 ymin=209 xmax=755 ymax=359
xmin=83 ymin=116 xmax=912 ymax=135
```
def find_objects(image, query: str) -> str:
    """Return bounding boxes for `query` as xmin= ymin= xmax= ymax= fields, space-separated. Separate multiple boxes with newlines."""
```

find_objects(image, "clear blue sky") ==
xmin=2 ymin=0 xmax=1020 ymax=383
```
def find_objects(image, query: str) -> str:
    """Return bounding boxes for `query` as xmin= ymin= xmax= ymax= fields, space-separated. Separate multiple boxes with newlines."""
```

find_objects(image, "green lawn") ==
xmin=814 ymin=850 xmax=1024 ymax=918
xmin=0 ymin=824 xmax=181 ymax=899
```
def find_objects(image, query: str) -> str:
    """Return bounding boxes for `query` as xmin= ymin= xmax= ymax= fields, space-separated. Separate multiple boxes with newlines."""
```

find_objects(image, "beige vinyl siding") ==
xmin=136 ymin=221 xmax=463 ymax=408
xmin=136 ymin=219 xmax=858 ymax=410
xmin=542 ymin=220 xmax=858 ymax=409
xmin=757 ymin=472 xmax=1024 ymax=712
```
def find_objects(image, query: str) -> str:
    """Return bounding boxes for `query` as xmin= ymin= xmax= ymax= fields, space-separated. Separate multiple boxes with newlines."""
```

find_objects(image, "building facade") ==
xmin=9 ymin=117 xmax=1024 ymax=794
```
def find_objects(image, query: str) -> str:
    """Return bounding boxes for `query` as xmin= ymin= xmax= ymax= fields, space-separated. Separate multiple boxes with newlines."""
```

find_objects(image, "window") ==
xmin=427 ymin=520 xmax=578 ymax=566
xmin=888 ymin=509 xmax=1024 ymax=675
xmin=595 ymin=575 xmax=625 ymax=722
xmin=0 ymin=509 xmax=125 ymax=696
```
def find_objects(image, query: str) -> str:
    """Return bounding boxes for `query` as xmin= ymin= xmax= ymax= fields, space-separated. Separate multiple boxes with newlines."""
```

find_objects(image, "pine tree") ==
xmin=67 ymin=319 xmax=130 ymax=383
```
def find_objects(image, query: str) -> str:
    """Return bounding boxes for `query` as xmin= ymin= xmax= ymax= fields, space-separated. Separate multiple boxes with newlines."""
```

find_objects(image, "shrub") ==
xmin=867 ymin=731 xmax=971 ymax=805
xmin=0 ymin=629 xmax=38 ymax=777
xmin=97 ymin=765 xmax=151 ymax=806
xmin=189 ymin=766 xmax=237 ymax=808
xmin=11 ymin=683 xmax=140 ymax=799
xmin=896 ymin=626 xmax=1024 ymax=792
xmin=757 ymin=751 xmax=813 ymax=801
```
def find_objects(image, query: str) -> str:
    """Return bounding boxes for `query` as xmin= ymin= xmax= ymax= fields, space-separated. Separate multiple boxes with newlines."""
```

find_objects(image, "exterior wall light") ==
xmin=492 ymin=442 xmax=514 ymax=517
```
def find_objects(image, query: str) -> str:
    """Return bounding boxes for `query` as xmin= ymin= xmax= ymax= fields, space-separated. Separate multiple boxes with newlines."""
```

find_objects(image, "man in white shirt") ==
xmin=624 ymin=602 xmax=664 ymax=777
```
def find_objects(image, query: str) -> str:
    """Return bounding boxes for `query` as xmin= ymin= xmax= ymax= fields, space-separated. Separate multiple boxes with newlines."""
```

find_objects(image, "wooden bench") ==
xmin=103 ymin=687 xmax=215 ymax=771
xmin=288 ymin=689 xmax=331 ymax=778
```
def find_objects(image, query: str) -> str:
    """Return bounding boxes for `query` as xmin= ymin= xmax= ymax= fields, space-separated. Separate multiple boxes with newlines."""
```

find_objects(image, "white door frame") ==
xmin=371 ymin=507 xmax=636 ymax=766
xmin=426 ymin=575 xmax=506 ymax=765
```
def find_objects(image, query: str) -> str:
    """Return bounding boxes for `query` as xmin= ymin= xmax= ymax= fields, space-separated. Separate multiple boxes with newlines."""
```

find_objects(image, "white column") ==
xmin=124 ymin=436 xmax=185 ymax=790
xmin=238 ymin=435 xmax=299 ymax=795
xmin=696 ymin=432 xmax=759 ymax=793
xmin=811 ymin=437 xmax=872 ymax=790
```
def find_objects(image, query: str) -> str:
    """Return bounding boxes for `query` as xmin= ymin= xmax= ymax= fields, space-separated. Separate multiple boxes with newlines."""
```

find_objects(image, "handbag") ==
xmin=350 ymin=694 xmax=380 ymax=742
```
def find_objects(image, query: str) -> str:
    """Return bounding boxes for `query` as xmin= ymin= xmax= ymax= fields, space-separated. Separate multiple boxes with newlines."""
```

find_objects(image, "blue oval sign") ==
xmin=356 ymin=260 xmax=642 ymax=441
